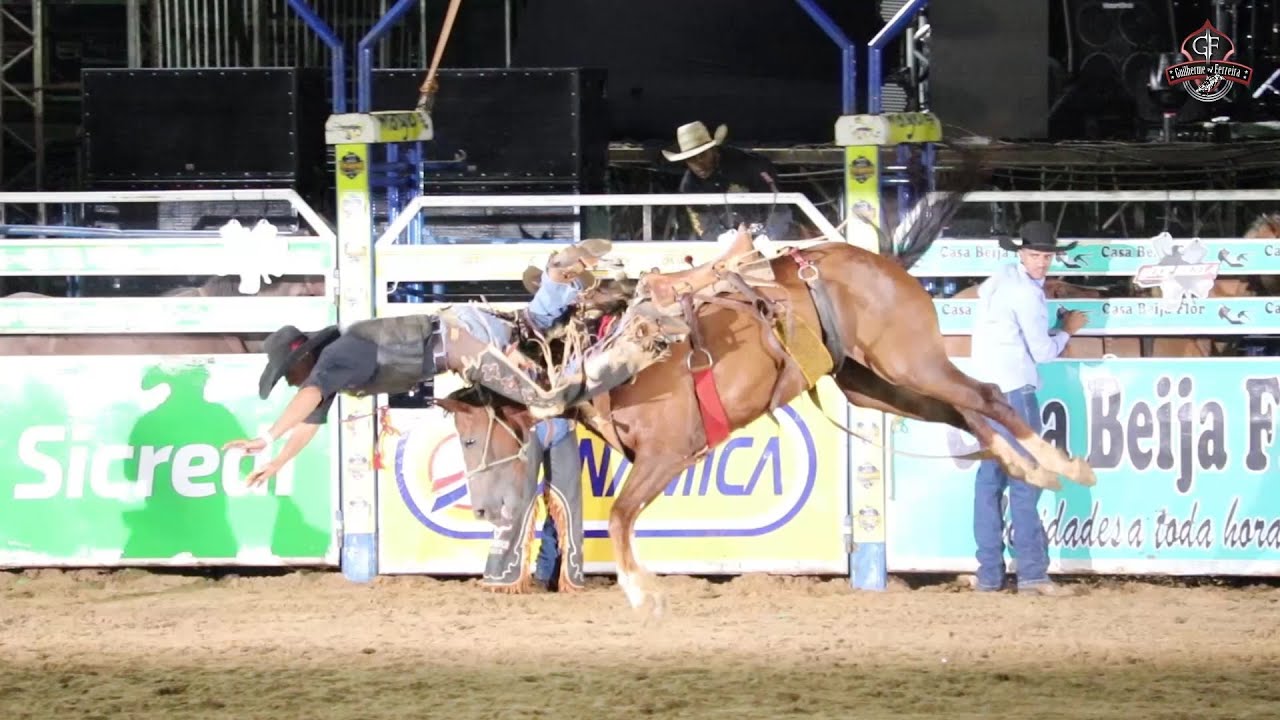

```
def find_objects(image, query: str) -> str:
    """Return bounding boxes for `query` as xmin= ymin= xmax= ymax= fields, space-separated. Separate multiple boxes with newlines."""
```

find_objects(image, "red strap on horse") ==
xmin=597 ymin=313 xmax=616 ymax=341
xmin=785 ymin=246 xmax=813 ymax=270
xmin=692 ymin=367 xmax=731 ymax=448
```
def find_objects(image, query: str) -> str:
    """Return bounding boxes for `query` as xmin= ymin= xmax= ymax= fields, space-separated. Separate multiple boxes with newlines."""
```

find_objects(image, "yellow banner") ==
xmin=377 ymin=380 xmax=850 ymax=575
xmin=844 ymin=146 xmax=880 ymax=251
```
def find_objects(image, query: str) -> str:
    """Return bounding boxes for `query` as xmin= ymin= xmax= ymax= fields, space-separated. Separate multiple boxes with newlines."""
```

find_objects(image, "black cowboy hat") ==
xmin=996 ymin=220 xmax=1078 ymax=253
xmin=257 ymin=324 xmax=340 ymax=400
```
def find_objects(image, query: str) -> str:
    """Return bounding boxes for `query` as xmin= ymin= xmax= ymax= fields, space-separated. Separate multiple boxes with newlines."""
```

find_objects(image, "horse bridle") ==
xmin=464 ymin=405 xmax=529 ymax=477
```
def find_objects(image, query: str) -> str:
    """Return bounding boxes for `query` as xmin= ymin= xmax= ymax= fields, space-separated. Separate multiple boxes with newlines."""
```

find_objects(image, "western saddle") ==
xmin=635 ymin=229 xmax=771 ymax=311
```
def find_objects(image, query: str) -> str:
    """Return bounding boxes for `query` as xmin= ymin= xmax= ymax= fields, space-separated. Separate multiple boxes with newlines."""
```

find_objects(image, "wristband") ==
xmin=257 ymin=431 xmax=276 ymax=448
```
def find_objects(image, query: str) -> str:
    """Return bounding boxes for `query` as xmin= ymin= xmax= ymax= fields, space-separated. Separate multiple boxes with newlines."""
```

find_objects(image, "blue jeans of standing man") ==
xmin=535 ymin=515 xmax=559 ymax=583
xmin=974 ymin=385 xmax=1051 ymax=591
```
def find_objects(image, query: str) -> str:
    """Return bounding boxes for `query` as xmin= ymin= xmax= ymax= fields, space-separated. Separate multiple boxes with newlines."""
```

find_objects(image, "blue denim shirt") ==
xmin=526 ymin=273 xmax=582 ymax=331
xmin=532 ymin=418 xmax=574 ymax=448
xmin=970 ymin=262 xmax=1072 ymax=393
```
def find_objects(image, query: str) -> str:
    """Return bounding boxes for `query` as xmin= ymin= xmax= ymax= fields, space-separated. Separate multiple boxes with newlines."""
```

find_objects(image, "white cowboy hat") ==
xmin=662 ymin=121 xmax=728 ymax=162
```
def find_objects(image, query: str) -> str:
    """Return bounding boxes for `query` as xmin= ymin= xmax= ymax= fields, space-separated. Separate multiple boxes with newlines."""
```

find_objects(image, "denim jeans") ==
xmin=534 ymin=514 xmax=559 ymax=583
xmin=973 ymin=385 xmax=1051 ymax=590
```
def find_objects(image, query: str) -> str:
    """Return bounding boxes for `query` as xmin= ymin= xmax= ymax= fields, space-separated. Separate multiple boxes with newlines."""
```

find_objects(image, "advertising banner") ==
xmin=909 ymin=237 xmax=1280 ymax=277
xmin=933 ymin=298 xmax=1278 ymax=336
xmin=887 ymin=358 xmax=1280 ymax=575
xmin=378 ymin=382 xmax=851 ymax=576
xmin=0 ymin=355 xmax=337 ymax=567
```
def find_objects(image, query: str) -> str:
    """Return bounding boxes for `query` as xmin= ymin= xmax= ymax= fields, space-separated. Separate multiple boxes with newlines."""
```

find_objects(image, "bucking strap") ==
xmin=786 ymin=247 xmax=845 ymax=367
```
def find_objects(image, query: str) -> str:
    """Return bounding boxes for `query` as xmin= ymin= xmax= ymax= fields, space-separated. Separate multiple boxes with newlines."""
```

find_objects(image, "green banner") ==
xmin=886 ymin=358 xmax=1280 ymax=575
xmin=0 ymin=355 xmax=336 ymax=566
xmin=0 ymin=237 xmax=333 ymax=276
xmin=934 ymin=297 xmax=1279 ymax=335
xmin=909 ymin=237 xmax=1280 ymax=277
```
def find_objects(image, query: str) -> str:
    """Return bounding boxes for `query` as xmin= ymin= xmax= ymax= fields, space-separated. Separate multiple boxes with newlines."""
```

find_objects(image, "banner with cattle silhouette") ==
xmin=887 ymin=357 xmax=1280 ymax=575
xmin=0 ymin=355 xmax=338 ymax=567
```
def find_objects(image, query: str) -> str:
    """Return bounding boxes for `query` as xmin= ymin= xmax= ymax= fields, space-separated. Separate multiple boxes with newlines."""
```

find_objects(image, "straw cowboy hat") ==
xmin=662 ymin=121 xmax=728 ymax=162
xmin=996 ymin=220 xmax=1078 ymax=254
xmin=257 ymin=324 xmax=340 ymax=399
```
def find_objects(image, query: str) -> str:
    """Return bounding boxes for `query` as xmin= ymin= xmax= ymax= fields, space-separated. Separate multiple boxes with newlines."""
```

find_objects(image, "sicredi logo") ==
xmin=393 ymin=405 xmax=819 ymax=541
xmin=12 ymin=425 xmax=293 ymax=500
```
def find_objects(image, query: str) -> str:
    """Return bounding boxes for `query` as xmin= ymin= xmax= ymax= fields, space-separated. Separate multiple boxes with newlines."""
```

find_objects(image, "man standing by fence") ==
xmin=968 ymin=220 xmax=1088 ymax=596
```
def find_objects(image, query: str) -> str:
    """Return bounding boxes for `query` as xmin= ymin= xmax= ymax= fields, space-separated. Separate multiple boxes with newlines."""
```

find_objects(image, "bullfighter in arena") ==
xmin=967 ymin=220 xmax=1089 ymax=596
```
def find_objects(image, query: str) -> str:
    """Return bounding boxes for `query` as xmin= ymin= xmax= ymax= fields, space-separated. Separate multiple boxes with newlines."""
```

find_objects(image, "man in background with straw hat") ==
xmin=664 ymin=120 xmax=793 ymax=242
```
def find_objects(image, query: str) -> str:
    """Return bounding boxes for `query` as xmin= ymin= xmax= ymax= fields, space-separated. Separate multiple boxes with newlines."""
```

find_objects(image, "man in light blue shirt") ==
xmin=968 ymin=220 xmax=1088 ymax=596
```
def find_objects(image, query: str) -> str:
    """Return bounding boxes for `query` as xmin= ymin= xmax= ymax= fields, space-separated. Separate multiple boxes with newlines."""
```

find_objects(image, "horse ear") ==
xmin=499 ymin=403 xmax=534 ymax=430
xmin=434 ymin=397 xmax=466 ymax=415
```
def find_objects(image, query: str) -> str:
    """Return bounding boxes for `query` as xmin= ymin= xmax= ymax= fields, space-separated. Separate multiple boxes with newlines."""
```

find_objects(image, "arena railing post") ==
xmin=325 ymin=110 xmax=433 ymax=583
xmin=835 ymin=111 xmax=942 ymax=591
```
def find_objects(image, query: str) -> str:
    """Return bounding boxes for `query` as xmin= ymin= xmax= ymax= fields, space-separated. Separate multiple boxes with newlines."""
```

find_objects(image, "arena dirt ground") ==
xmin=2 ymin=569 xmax=1279 ymax=720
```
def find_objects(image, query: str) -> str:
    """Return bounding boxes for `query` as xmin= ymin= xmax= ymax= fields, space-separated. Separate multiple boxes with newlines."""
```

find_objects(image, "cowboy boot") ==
xmin=481 ymin=442 xmax=543 ymax=593
xmin=544 ymin=435 xmax=584 ymax=591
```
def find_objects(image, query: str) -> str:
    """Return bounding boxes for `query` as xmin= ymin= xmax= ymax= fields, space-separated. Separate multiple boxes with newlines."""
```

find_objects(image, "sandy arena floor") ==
xmin=1 ymin=569 xmax=1278 ymax=719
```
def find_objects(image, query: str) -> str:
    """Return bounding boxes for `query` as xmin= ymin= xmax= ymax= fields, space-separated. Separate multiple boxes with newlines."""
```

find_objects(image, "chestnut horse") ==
xmin=433 ymin=189 xmax=1098 ymax=614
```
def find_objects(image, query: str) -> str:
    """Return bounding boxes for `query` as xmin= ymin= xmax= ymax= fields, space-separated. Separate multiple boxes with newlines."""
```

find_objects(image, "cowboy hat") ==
xmin=996 ymin=220 xmax=1078 ymax=253
xmin=661 ymin=121 xmax=728 ymax=162
xmin=257 ymin=324 xmax=340 ymax=400
xmin=545 ymin=238 xmax=613 ymax=283
xmin=522 ymin=265 xmax=543 ymax=294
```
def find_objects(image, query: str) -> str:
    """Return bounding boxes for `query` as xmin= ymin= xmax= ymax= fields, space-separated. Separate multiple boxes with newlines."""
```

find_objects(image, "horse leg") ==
xmin=834 ymin=356 xmax=1054 ymax=481
xmin=608 ymin=454 xmax=692 ymax=616
xmin=873 ymin=356 xmax=1093 ymax=487
xmin=953 ymin=407 xmax=1061 ymax=490
xmin=833 ymin=358 xmax=969 ymax=433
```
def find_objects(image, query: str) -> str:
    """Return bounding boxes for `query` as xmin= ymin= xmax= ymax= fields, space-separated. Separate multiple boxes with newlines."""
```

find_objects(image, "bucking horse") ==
xmin=431 ymin=160 xmax=1099 ymax=615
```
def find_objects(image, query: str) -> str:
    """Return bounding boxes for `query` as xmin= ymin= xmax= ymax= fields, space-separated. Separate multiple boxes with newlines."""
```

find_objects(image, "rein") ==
xmin=467 ymin=405 xmax=529 ymax=476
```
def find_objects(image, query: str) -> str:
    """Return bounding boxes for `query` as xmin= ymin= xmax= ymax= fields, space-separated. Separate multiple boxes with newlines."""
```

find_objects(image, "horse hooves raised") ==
xmin=1067 ymin=457 xmax=1098 ymax=487
xmin=1026 ymin=466 xmax=1063 ymax=491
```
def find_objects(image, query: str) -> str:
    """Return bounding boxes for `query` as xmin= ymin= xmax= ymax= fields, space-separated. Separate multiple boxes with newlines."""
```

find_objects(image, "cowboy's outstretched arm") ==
xmin=251 ymin=422 xmax=320 ymax=483
xmin=268 ymin=386 xmax=324 ymax=439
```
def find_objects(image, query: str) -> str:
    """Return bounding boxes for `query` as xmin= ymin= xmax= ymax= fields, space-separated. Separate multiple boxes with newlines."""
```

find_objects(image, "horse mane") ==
xmin=437 ymin=384 xmax=525 ymax=414
xmin=1245 ymin=212 xmax=1280 ymax=237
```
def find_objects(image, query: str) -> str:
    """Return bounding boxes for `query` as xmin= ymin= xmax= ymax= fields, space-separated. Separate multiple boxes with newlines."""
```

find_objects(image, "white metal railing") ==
xmin=376 ymin=192 xmax=843 ymax=247
xmin=0 ymin=189 xmax=336 ymax=334
xmin=958 ymin=190 xmax=1280 ymax=203
xmin=372 ymin=192 xmax=842 ymax=317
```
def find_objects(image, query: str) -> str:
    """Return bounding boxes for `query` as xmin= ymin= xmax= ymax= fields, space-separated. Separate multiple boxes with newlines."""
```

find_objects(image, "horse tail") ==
xmin=847 ymin=147 xmax=989 ymax=273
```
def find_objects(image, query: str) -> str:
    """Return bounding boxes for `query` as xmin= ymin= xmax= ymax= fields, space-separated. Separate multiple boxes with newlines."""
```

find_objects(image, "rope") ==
xmin=805 ymin=390 xmax=992 ymax=462
xmin=417 ymin=0 xmax=464 ymax=111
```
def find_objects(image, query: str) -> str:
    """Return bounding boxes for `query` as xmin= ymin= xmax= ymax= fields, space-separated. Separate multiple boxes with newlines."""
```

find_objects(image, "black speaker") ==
xmin=82 ymin=68 xmax=329 ymax=195
xmin=371 ymin=67 xmax=610 ymax=194
xmin=1051 ymin=0 xmax=1184 ymax=138
xmin=928 ymin=0 xmax=1050 ymax=140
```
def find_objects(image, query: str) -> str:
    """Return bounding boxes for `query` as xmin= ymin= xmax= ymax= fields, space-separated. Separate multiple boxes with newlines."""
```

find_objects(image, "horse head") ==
xmin=1244 ymin=212 xmax=1280 ymax=240
xmin=434 ymin=386 xmax=537 ymax=525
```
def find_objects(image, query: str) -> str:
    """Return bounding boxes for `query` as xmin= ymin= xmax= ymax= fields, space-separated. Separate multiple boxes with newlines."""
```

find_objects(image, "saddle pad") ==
xmin=775 ymin=314 xmax=835 ymax=386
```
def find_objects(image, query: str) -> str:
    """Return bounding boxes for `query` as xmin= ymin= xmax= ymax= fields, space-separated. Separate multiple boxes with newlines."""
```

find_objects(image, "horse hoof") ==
xmin=1069 ymin=458 xmax=1098 ymax=487
xmin=1027 ymin=466 xmax=1062 ymax=491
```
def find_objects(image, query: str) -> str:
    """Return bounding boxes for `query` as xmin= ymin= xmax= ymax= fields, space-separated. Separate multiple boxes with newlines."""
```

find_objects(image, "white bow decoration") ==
xmin=219 ymin=218 xmax=288 ymax=294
